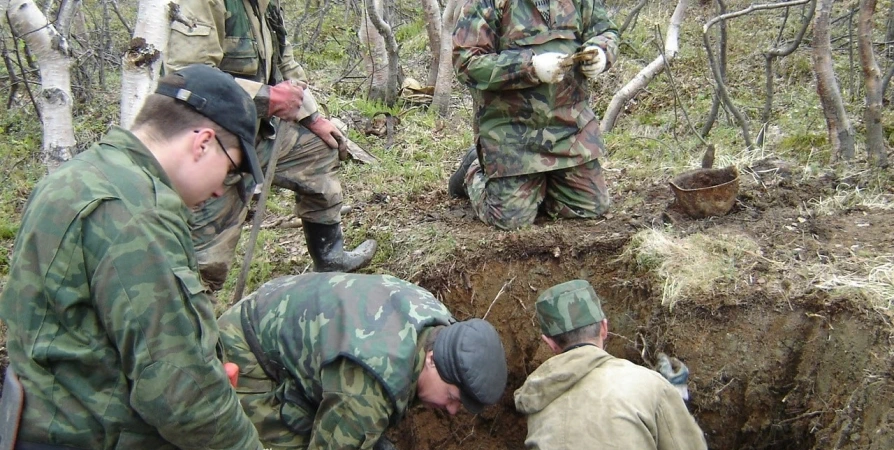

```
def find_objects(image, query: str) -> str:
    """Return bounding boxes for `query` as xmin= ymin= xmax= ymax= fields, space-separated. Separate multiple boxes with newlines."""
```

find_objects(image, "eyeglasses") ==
xmin=196 ymin=130 xmax=242 ymax=185
xmin=212 ymin=134 xmax=240 ymax=175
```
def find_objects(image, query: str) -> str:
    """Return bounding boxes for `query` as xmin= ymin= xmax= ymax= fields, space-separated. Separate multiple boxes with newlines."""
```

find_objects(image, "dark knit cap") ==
xmin=433 ymin=319 xmax=507 ymax=414
xmin=154 ymin=64 xmax=263 ymax=186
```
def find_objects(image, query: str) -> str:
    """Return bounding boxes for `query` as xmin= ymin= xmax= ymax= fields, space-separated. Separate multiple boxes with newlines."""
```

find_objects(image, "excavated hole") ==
xmin=386 ymin=250 xmax=894 ymax=450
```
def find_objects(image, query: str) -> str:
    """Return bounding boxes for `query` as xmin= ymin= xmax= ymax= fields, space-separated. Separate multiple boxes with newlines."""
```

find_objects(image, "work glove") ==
xmin=578 ymin=45 xmax=607 ymax=79
xmin=268 ymin=80 xmax=306 ymax=121
xmin=301 ymin=113 xmax=348 ymax=157
xmin=373 ymin=437 xmax=397 ymax=450
xmin=224 ymin=362 xmax=239 ymax=388
xmin=656 ymin=353 xmax=690 ymax=401
xmin=532 ymin=52 xmax=570 ymax=84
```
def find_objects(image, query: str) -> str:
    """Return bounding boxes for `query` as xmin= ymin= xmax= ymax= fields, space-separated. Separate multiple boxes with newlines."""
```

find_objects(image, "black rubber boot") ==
xmin=448 ymin=146 xmax=478 ymax=199
xmin=302 ymin=221 xmax=377 ymax=272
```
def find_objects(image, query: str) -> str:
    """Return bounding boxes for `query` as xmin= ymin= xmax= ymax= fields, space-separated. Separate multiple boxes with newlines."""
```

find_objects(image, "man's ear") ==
xmin=541 ymin=335 xmax=562 ymax=354
xmin=599 ymin=318 xmax=609 ymax=343
xmin=191 ymin=128 xmax=212 ymax=161
xmin=425 ymin=350 xmax=436 ymax=367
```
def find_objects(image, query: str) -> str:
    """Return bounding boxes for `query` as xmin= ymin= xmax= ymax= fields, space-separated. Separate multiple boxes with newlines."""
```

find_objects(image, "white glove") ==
xmin=532 ymin=52 xmax=570 ymax=84
xmin=579 ymin=46 xmax=607 ymax=80
xmin=656 ymin=353 xmax=690 ymax=401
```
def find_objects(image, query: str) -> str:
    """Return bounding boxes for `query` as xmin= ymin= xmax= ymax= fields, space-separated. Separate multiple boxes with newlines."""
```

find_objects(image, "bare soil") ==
xmin=359 ymin=160 xmax=894 ymax=450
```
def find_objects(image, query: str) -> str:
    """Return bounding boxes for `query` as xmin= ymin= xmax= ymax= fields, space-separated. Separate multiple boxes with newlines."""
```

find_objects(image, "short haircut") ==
xmin=551 ymin=321 xmax=601 ymax=350
xmin=131 ymin=74 xmax=239 ymax=148
xmin=424 ymin=326 xmax=444 ymax=352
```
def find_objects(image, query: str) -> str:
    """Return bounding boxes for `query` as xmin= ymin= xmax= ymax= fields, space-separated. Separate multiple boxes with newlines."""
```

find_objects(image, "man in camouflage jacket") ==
xmin=451 ymin=0 xmax=619 ymax=230
xmin=218 ymin=273 xmax=509 ymax=449
xmin=165 ymin=0 xmax=376 ymax=289
xmin=0 ymin=66 xmax=265 ymax=449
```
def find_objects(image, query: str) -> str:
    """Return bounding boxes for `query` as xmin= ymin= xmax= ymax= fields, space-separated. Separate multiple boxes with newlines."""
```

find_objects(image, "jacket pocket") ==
xmin=172 ymin=266 xmax=217 ymax=362
xmin=219 ymin=37 xmax=259 ymax=77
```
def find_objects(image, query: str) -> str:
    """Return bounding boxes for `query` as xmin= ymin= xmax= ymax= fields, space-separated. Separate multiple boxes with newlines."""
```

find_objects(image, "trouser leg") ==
xmin=275 ymin=121 xmax=376 ymax=272
xmin=465 ymin=161 xmax=546 ymax=230
xmin=542 ymin=158 xmax=610 ymax=219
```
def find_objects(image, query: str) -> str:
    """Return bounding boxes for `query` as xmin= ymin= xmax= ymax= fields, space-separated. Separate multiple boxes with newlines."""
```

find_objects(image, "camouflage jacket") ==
xmin=0 ymin=127 xmax=263 ymax=450
xmin=453 ymin=0 xmax=619 ymax=178
xmin=165 ymin=0 xmax=318 ymax=120
xmin=515 ymin=346 xmax=707 ymax=449
xmin=219 ymin=273 xmax=454 ymax=447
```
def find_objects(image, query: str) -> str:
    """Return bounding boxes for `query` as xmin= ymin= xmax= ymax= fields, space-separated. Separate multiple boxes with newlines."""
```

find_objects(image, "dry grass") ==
xmin=620 ymin=228 xmax=761 ymax=309
xmin=812 ymin=256 xmax=894 ymax=310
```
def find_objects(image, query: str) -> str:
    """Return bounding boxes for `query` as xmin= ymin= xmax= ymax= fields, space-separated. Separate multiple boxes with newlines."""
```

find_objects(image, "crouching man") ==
xmin=218 ymin=273 xmax=509 ymax=449
xmin=515 ymin=280 xmax=707 ymax=449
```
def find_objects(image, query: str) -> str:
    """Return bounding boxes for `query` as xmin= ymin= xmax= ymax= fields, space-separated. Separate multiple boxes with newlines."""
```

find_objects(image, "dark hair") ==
xmin=424 ymin=326 xmax=444 ymax=352
xmin=131 ymin=74 xmax=239 ymax=148
xmin=551 ymin=322 xmax=601 ymax=350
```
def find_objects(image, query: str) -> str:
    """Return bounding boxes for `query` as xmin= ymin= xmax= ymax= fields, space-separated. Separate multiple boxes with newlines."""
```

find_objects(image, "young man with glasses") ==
xmin=0 ymin=65 xmax=267 ymax=449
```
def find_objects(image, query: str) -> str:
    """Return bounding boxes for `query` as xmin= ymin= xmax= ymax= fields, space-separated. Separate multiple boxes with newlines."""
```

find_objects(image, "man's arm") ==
xmin=580 ymin=0 xmax=620 ymax=71
xmin=655 ymin=385 xmax=708 ymax=450
xmin=91 ymin=203 xmax=263 ymax=450
xmin=453 ymin=0 xmax=541 ymax=91
xmin=307 ymin=359 xmax=394 ymax=449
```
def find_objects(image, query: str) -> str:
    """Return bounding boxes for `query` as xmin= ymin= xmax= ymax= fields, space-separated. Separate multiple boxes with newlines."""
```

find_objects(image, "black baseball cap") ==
xmin=155 ymin=64 xmax=263 ymax=186
xmin=433 ymin=319 xmax=508 ymax=414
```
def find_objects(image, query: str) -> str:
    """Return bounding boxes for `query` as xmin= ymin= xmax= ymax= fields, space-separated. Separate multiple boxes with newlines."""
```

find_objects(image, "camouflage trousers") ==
xmin=465 ymin=158 xmax=610 ymax=230
xmin=192 ymin=119 xmax=344 ymax=289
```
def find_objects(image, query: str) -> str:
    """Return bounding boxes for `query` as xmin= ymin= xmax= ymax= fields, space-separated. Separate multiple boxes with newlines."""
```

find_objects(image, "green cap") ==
xmin=536 ymin=280 xmax=605 ymax=336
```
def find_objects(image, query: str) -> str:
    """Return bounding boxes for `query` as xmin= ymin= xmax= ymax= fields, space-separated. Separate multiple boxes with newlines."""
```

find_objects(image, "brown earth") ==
xmin=355 ymin=159 xmax=894 ymax=450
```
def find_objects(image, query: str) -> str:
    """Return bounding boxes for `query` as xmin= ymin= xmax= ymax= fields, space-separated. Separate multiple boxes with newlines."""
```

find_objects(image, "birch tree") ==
xmin=359 ymin=0 xmax=399 ymax=105
xmin=857 ymin=0 xmax=889 ymax=167
xmin=3 ymin=0 xmax=74 ymax=172
xmin=430 ymin=0 xmax=460 ymax=116
xmin=602 ymin=0 xmax=688 ymax=133
xmin=814 ymin=0 xmax=855 ymax=160
xmin=120 ymin=0 xmax=172 ymax=129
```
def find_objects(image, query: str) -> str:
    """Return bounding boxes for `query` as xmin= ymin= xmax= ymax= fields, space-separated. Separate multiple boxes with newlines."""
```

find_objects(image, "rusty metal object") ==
xmin=669 ymin=166 xmax=739 ymax=219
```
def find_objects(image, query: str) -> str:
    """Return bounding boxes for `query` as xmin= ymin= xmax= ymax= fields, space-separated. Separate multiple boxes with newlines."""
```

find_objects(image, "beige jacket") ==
xmin=165 ymin=0 xmax=317 ymax=119
xmin=515 ymin=345 xmax=708 ymax=450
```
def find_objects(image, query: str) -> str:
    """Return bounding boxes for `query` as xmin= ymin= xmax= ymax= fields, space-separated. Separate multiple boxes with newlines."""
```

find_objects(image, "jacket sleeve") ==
xmin=91 ymin=202 xmax=263 ymax=450
xmin=581 ymin=0 xmax=620 ymax=70
xmin=655 ymin=385 xmax=708 ymax=450
xmin=307 ymin=358 xmax=394 ymax=449
xmin=453 ymin=0 xmax=540 ymax=91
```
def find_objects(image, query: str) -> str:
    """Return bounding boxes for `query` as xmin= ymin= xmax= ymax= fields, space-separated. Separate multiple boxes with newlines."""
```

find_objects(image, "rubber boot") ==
xmin=302 ymin=221 xmax=377 ymax=272
xmin=448 ymin=146 xmax=478 ymax=199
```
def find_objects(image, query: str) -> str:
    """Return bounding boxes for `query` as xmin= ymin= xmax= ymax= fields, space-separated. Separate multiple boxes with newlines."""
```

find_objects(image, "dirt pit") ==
xmin=386 ymin=251 xmax=893 ymax=450
xmin=374 ymin=165 xmax=894 ymax=450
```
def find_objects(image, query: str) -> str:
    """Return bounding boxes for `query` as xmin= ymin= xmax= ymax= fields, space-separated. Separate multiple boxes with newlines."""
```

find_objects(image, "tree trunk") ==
xmin=4 ymin=0 xmax=75 ymax=172
xmin=430 ymin=0 xmax=459 ymax=116
xmin=120 ymin=0 xmax=171 ymax=129
xmin=359 ymin=0 xmax=399 ymax=105
xmin=857 ymin=0 xmax=889 ymax=167
xmin=421 ymin=0 xmax=441 ymax=86
xmin=602 ymin=0 xmax=688 ymax=133
xmin=814 ymin=0 xmax=855 ymax=160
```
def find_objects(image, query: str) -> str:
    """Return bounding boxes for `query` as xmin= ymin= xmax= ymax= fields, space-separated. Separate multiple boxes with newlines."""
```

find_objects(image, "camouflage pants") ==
xmin=465 ymin=158 xmax=610 ymax=230
xmin=192 ymin=119 xmax=343 ymax=289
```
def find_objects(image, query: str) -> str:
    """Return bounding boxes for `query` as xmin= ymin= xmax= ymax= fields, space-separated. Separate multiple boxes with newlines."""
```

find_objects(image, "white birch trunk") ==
xmin=601 ymin=0 xmax=688 ymax=133
xmin=421 ymin=0 xmax=442 ymax=85
xmin=430 ymin=0 xmax=459 ymax=116
xmin=4 ymin=0 xmax=74 ymax=172
xmin=120 ymin=0 xmax=172 ymax=129
xmin=359 ymin=0 xmax=390 ymax=102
